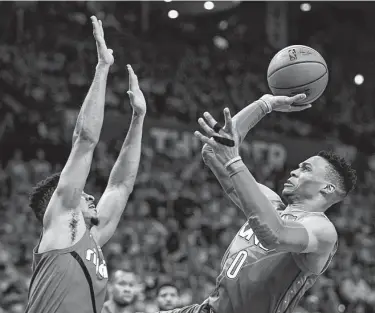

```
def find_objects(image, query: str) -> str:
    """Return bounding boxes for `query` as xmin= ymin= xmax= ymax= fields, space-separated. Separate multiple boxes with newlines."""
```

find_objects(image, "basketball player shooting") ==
xmin=192 ymin=94 xmax=357 ymax=313
xmin=25 ymin=16 xmax=146 ymax=313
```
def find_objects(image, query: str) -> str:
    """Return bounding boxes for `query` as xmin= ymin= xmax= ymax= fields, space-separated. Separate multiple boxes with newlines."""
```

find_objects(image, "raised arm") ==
xmin=202 ymin=94 xmax=307 ymax=213
xmin=43 ymin=16 xmax=114 ymax=228
xmin=91 ymin=65 xmax=146 ymax=247
xmin=201 ymin=99 xmax=272 ymax=211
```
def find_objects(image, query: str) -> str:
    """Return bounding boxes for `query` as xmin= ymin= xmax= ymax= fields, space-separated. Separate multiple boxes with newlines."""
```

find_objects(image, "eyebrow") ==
xmin=299 ymin=162 xmax=313 ymax=168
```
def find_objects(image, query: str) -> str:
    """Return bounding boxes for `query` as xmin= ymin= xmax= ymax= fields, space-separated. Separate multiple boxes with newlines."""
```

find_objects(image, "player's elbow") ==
xmin=256 ymin=230 xmax=283 ymax=251
xmin=75 ymin=129 xmax=99 ymax=146
xmin=261 ymin=240 xmax=280 ymax=251
xmin=266 ymin=223 xmax=308 ymax=253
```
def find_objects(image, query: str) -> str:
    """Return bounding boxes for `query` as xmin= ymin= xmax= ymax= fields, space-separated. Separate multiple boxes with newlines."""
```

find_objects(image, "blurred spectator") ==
xmin=6 ymin=149 xmax=30 ymax=196
xmin=340 ymin=266 xmax=375 ymax=309
xmin=29 ymin=148 xmax=52 ymax=184
xmin=102 ymin=270 xmax=141 ymax=313
xmin=1 ymin=2 xmax=375 ymax=313
xmin=156 ymin=282 xmax=180 ymax=311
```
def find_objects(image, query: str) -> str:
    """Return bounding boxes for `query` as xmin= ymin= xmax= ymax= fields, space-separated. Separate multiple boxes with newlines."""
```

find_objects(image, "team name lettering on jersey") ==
xmin=86 ymin=248 xmax=108 ymax=279
xmin=238 ymin=224 xmax=269 ymax=251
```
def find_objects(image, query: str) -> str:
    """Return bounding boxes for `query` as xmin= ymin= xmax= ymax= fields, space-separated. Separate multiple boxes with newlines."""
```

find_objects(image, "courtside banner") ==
xmin=64 ymin=110 xmax=360 ymax=170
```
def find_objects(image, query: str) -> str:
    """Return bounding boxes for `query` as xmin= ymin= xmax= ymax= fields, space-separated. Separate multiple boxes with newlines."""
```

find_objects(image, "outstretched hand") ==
xmin=195 ymin=108 xmax=240 ymax=165
xmin=91 ymin=16 xmax=114 ymax=66
xmin=127 ymin=65 xmax=147 ymax=116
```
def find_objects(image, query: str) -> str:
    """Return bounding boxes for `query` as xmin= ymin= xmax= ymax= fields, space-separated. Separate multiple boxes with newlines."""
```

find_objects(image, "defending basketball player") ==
xmin=192 ymin=94 xmax=357 ymax=313
xmin=25 ymin=16 xmax=146 ymax=313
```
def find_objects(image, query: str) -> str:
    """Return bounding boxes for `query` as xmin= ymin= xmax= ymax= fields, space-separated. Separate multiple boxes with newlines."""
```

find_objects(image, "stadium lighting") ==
xmin=218 ymin=20 xmax=228 ymax=30
xmin=213 ymin=36 xmax=228 ymax=50
xmin=354 ymin=74 xmax=364 ymax=85
xmin=164 ymin=0 xmax=172 ymax=2
xmin=168 ymin=10 xmax=179 ymax=19
xmin=300 ymin=3 xmax=311 ymax=12
xmin=204 ymin=1 xmax=215 ymax=10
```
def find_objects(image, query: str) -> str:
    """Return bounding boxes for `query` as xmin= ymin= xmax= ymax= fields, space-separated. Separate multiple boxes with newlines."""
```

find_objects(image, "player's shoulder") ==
xmin=301 ymin=213 xmax=338 ymax=245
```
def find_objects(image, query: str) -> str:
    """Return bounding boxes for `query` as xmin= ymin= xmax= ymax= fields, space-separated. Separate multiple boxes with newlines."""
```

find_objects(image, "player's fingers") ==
xmin=202 ymin=143 xmax=215 ymax=154
xmin=91 ymin=16 xmax=99 ymax=37
xmin=198 ymin=117 xmax=216 ymax=137
xmin=289 ymin=103 xmax=312 ymax=111
xmin=194 ymin=131 xmax=217 ymax=148
xmin=99 ymin=20 xmax=104 ymax=38
xmin=127 ymin=64 xmax=139 ymax=90
xmin=127 ymin=91 xmax=135 ymax=104
xmin=108 ymin=49 xmax=113 ymax=55
xmin=91 ymin=16 xmax=106 ymax=48
xmin=288 ymin=93 xmax=306 ymax=104
xmin=203 ymin=111 xmax=218 ymax=128
xmin=223 ymin=107 xmax=233 ymax=134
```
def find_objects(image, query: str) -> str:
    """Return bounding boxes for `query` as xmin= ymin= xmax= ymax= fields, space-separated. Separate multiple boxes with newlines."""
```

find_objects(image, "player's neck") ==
xmin=287 ymin=201 xmax=327 ymax=213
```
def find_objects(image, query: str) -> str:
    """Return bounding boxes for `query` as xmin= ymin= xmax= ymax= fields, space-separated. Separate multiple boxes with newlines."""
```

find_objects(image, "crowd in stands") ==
xmin=1 ymin=2 xmax=375 ymax=313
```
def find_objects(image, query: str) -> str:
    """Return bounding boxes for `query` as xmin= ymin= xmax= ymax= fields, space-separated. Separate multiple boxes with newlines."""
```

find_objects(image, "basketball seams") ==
xmin=269 ymin=71 xmax=328 ymax=90
xmin=267 ymin=61 xmax=327 ymax=78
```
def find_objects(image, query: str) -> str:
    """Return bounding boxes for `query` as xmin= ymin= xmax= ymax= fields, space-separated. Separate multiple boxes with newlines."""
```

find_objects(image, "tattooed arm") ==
xmin=202 ymin=100 xmax=275 ymax=213
xmin=43 ymin=17 xmax=113 ymax=232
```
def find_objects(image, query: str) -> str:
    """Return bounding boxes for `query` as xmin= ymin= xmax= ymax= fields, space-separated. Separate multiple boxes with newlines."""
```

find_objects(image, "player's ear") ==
xmin=321 ymin=183 xmax=335 ymax=195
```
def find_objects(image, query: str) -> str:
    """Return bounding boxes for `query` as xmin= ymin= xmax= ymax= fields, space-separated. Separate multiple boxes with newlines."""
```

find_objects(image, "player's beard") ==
xmin=160 ymin=303 xmax=175 ymax=310
xmin=90 ymin=216 xmax=99 ymax=226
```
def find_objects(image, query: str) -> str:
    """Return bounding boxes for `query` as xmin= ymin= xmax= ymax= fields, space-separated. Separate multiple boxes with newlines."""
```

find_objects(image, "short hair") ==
xmin=109 ymin=269 xmax=136 ymax=284
xmin=317 ymin=150 xmax=357 ymax=195
xmin=29 ymin=172 xmax=61 ymax=223
xmin=157 ymin=282 xmax=179 ymax=296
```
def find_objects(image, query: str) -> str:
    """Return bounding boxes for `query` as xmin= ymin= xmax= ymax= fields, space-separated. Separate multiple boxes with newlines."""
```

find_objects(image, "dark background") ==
xmin=1 ymin=2 xmax=375 ymax=313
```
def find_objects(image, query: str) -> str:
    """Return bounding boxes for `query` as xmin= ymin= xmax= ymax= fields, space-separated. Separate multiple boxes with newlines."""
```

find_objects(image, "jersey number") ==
xmin=226 ymin=250 xmax=248 ymax=279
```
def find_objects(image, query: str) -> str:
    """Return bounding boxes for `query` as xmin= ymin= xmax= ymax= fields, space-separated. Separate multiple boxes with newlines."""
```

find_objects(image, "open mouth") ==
xmin=284 ymin=180 xmax=294 ymax=186
xmin=89 ymin=204 xmax=96 ymax=209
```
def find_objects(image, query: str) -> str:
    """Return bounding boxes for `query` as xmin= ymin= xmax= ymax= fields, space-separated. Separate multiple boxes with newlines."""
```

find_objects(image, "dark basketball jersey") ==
xmin=208 ymin=209 xmax=337 ymax=313
xmin=25 ymin=229 xmax=108 ymax=313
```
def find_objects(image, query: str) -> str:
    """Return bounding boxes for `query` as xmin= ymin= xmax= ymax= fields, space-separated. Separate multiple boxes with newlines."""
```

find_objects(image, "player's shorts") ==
xmin=159 ymin=301 xmax=212 ymax=313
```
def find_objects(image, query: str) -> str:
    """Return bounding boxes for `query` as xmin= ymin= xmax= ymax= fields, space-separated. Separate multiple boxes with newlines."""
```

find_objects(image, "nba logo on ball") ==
xmin=288 ymin=49 xmax=297 ymax=61
xmin=267 ymin=45 xmax=328 ymax=105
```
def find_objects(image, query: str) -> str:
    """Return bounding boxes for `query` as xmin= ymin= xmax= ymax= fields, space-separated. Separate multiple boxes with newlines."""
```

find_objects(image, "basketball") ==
xmin=267 ymin=45 xmax=328 ymax=105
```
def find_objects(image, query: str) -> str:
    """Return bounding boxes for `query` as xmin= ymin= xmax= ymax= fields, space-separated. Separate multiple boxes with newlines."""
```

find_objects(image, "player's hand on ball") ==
xmin=260 ymin=94 xmax=311 ymax=113
xmin=127 ymin=65 xmax=147 ymax=116
xmin=91 ymin=16 xmax=114 ymax=66
xmin=195 ymin=108 xmax=240 ymax=165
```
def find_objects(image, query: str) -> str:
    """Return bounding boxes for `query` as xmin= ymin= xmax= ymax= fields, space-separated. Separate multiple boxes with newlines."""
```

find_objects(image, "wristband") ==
xmin=259 ymin=98 xmax=272 ymax=114
xmin=224 ymin=156 xmax=242 ymax=169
